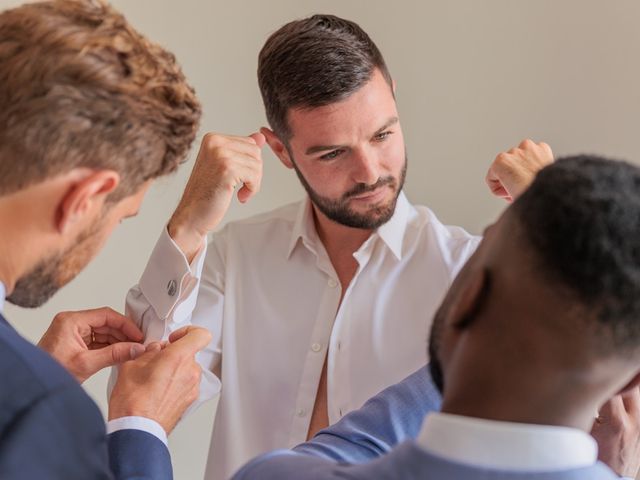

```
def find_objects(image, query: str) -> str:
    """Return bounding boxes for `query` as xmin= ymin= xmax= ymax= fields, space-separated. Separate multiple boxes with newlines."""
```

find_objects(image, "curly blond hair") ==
xmin=0 ymin=0 xmax=201 ymax=200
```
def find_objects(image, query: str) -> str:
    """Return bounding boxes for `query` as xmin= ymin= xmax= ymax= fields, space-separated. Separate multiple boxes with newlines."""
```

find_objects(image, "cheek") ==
xmin=384 ymin=134 xmax=406 ymax=172
xmin=301 ymin=162 xmax=352 ymax=196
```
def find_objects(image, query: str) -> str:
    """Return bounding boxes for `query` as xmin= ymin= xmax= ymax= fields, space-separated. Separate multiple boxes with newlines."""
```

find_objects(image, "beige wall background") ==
xmin=1 ymin=1 xmax=640 ymax=478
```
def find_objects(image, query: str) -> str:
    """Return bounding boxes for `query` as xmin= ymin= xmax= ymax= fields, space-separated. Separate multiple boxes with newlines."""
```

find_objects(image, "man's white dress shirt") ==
xmin=124 ymin=192 xmax=480 ymax=479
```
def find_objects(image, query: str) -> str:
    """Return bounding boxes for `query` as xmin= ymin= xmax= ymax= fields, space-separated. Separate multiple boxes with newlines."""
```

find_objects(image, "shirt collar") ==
xmin=286 ymin=191 xmax=411 ymax=261
xmin=286 ymin=197 xmax=320 ymax=259
xmin=376 ymin=191 xmax=410 ymax=260
xmin=417 ymin=412 xmax=598 ymax=472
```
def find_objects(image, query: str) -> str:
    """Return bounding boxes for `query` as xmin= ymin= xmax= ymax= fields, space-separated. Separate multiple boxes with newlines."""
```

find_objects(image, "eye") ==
xmin=320 ymin=148 xmax=345 ymax=161
xmin=374 ymin=131 xmax=393 ymax=142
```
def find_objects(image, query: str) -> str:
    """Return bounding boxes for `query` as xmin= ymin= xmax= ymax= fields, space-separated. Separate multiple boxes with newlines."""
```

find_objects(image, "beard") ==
xmin=291 ymin=153 xmax=408 ymax=230
xmin=7 ymin=217 xmax=105 ymax=308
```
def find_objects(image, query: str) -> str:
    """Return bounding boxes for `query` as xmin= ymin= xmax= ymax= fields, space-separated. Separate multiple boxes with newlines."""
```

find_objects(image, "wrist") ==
xmin=108 ymin=402 xmax=137 ymax=422
xmin=167 ymin=213 xmax=206 ymax=263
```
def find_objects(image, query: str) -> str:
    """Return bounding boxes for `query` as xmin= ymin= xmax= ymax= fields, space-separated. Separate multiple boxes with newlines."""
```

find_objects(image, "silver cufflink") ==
xmin=167 ymin=279 xmax=177 ymax=296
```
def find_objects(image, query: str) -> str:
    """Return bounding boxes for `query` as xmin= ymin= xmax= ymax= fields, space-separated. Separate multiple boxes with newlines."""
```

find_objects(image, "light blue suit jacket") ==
xmin=233 ymin=366 xmax=618 ymax=479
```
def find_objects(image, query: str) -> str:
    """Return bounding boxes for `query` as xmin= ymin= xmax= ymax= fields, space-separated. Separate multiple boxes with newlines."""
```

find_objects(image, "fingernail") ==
xmin=145 ymin=342 xmax=162 ymax=353
xmin=130 ymin=344 xmax=146 ymax=360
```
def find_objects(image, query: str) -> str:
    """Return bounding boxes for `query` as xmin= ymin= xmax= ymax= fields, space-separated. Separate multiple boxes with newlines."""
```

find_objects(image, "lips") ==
xmin=350 ymin=186 xmax=388 ymax=202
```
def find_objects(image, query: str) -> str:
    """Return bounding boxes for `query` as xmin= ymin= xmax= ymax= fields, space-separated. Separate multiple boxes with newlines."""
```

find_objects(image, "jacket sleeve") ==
xmin=232 ymin=442 xmax=428 ymax=480
xmin=292 ymin=366 xmax=440 ymax=463
xmin=108 ymin=429 xmax=173 ymax=480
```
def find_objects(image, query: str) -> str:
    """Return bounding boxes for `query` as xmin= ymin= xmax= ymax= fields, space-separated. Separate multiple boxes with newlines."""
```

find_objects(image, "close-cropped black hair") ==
xmin=513 ymin=155 xmax=640 ymax=349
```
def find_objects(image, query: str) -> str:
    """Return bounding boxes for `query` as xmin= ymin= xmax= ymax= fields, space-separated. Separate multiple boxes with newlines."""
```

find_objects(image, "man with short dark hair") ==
xmin=232 ymin=155 xmax=640 ymax=479
xmin=122 ymin=14 xmax=559 ymax=479
xmin=0 ymin=1 xmax=210 ymax=478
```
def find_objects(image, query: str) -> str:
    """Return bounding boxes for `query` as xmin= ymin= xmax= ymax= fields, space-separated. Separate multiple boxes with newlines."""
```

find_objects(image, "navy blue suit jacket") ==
xmin=0 ymin=314 xmax=171 ymax=479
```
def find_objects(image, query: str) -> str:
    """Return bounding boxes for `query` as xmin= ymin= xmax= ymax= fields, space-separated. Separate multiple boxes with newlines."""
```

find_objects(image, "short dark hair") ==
xmin=258 ymin=14 xmax=392 ymax=141
xmin=512 ymin=155 xmax=640 ymax=350
xmin=0 ymin=0 xmax=201 ymax=202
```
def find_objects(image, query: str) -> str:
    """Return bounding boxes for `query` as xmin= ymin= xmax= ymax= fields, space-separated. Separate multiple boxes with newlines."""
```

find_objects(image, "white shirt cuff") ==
xmin=139 ymin=226 xmax=207 ymax=320
xmin=106 ymin=416 xmax=168 ymax=447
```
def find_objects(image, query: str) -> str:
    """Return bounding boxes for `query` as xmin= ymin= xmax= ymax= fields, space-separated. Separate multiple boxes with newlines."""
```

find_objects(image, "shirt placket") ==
xmin=287 ymin=243 xmax=342 ymax=446
xmin=326 ymin=239 xmax=376 ymax=423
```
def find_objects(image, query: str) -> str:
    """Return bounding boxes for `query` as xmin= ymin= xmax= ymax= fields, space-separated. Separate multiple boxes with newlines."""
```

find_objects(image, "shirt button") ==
xmin=339 ymin=408 xmax=344 ymax=417
xmin=311 ymin=343 xmax=322 ymax=353
xmin=337 ymin=341 xmax=342 ymax=351
xmin=167 ymin=279 xmax=177 ymax=296
xmin=328 ymin=279 xmax=338 ymax=288
xmin=297 ymin=408 xmax=306 ymax=417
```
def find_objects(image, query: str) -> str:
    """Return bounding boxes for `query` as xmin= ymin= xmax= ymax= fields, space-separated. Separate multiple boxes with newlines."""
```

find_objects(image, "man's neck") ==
xmin=0 ymin=197 xmax=43 ymax=293
xmin=440 ymin=369 xmax=606 ymax=433
xmin=312 ymin=206 xmax=372 ymax=287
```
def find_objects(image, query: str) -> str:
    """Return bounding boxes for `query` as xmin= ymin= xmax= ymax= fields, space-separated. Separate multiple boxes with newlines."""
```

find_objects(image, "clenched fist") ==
xmin=168 ymin=132 xmax=265 ymax=261
xmin=486 ymin=139 xmax=554 ymax=202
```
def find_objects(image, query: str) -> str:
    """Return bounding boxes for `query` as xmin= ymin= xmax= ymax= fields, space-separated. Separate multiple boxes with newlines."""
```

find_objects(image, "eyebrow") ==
xmin=304 ymin=116 xmax=399 ymax=155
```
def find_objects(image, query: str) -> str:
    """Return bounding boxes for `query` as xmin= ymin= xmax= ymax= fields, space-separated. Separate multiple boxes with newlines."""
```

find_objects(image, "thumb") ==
xmin=167 ymin=327 xmax=212 ymax=354
xmin=249 ymin=132 xmax=266 ymax=148
xmin=82 ymin=342 xmax=146 ymax=375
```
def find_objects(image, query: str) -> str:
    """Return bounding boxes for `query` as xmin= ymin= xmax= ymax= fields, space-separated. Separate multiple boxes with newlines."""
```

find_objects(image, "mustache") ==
xmin=343 ymin=175 xmax=395 ymax=200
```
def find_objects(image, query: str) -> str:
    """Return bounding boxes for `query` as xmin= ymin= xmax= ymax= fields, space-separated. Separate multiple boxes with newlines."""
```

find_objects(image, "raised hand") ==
xmin=486 ymin=139 xmax=553 ymax=202
xmin=168 ymin=132 xmax=265 ymax=262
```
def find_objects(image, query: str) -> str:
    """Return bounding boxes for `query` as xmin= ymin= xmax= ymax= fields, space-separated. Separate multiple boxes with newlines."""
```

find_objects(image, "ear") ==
xmin=56 ymin=170 xmax=120 ymax=234
xmin=616 ymin=371 xmax=640 ymax=396
xmin=260 ymin=127 xmax=294 ymax=169
xmin=450 ymin=268 xmax=491 ymax=331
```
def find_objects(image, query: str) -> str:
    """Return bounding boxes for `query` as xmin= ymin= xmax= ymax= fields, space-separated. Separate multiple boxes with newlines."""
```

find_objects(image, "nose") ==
xmin=351 ymin=147 xmax=380 ymax=185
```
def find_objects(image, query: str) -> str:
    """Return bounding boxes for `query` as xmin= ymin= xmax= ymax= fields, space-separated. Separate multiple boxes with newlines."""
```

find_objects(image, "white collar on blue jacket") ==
xmin=418 ymin=412 xmax=597 ymax=472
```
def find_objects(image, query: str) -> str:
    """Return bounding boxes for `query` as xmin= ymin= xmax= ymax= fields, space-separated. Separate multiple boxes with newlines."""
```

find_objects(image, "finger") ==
xmin=237 ymin=180 xmax=261 ymax=203
xmin=76 ymin=307 xmax=143 ymax=342
xmin=92 ymin=326 xmax=129 ymax=342
xmin=91 ymin=333 xmax=129 ymax=345
xmin=539 ymin=141 xmax=554 ymax=160
xmin=518 ymin=138 xmax=535 ymax=150
xmin=259 ymin=126 xmax=273 ymax=142
xmin=145 ymin=341 xmax=164 ymax=353
xmin=167 ymin=327 xmax=212 ymax=354
xmin=487 ymin=181 xmax=509 ymax=198
xmin=234 ymin=161 xmax=263 ymax=203
xmin=599 ymin=395 xmax=626 ymax=420
xmin=168 ymin=326 xmax=192 ymax=342
xmin=621 ymin=387 xmax=640 ymax=415
xmin=249 ymin=132 xmax=266 ymax=148
xmin=80 ymin=342 xmax=147 ymax=375
xmin=486 ymin=169 xmax=512 ymax=200
xmin=202 ymin=132 xmax=258 ymax=147
xmin=217 ymin=140 xmax=264 ymax=159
